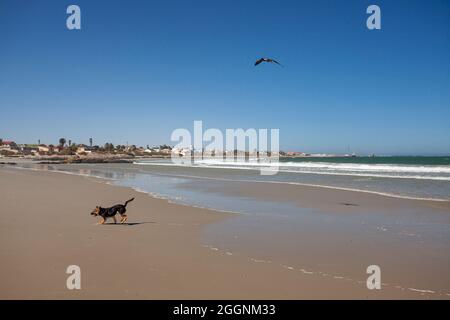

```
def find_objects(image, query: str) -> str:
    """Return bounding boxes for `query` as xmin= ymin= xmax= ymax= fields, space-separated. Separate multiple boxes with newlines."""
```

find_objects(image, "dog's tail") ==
xmin=124 ymin=198 xmax=135 ymax=207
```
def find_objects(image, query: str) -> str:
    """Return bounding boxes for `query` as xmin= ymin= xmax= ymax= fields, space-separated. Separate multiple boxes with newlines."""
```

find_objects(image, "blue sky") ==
xmin=0 ymin=0 xmax=449 ymax=155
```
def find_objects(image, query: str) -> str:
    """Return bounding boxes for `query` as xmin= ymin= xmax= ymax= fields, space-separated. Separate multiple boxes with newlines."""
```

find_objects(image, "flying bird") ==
xmin=254 ymin=57 xmax=283 ymax=67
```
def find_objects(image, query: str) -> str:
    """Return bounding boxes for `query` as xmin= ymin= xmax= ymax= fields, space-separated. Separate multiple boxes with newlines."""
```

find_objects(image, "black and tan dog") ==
xmin=91 ymin=198 xmax=134 ymax=224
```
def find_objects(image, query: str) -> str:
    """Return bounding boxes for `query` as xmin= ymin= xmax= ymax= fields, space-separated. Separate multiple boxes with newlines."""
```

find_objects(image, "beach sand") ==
xmin=0 ymin=167 xmax=448 ymax=299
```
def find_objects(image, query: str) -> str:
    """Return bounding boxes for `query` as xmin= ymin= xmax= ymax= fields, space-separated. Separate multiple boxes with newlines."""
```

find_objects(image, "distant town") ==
xmin=0 ymin=137 xmax=356 ymax=163
xmin=0 ymin=138 xmax=176 ymax=161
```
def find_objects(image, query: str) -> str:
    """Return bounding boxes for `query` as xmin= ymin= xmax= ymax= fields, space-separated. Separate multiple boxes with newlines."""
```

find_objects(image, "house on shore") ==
xmin=38 ymin=144 xmax=50 ymax=154
xmin=0 ymin=140 xmax=17 ymax=149
xmin=0 ymin=140 xmax=19 ymax=155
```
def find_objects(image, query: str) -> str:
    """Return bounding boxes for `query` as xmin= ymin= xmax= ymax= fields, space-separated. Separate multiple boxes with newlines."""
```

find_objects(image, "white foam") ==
xmin=13 ymin=162 xmax=450 ymax=202
xmin=300 ymin=269 xmax=314 ymax=275
xmin=130 ymin=168 xmax=450 ymax=202
xmin=408 ymin=288 xmax=436 ymax=294
xmin=135 ymin=160 xmax=450 ymax=181
xmin=250 ymin=258 xmax=271 ymax=263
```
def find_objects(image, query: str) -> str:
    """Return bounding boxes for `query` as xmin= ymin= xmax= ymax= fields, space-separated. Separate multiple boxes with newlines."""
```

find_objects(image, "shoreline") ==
xmin=3 ymin=157 xmax=450 ymax=203
xmin=7 ymin=161 xmax=450 ymax=217
xmin=0 ymin=166 xmax=449 ymax=299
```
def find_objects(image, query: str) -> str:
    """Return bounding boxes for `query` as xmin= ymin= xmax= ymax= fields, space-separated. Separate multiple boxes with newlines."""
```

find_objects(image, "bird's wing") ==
xmin=271 ymin=59 xmax=283 ymax=67
xmin=254 ymin=58 xmax=264 ymax=66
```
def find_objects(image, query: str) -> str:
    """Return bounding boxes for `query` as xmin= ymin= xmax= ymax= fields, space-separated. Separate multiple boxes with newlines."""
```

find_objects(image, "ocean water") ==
xmin=14 ymin=156 xmax=449 ymax=217
xmin=17 ymin=156 xmax=450 ymax=209
xmin=132 ymin=156 xmax=450 ymax=201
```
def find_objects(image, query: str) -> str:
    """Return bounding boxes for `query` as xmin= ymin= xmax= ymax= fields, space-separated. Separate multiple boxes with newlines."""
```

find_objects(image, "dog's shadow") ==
xmin=103 ymin=221 xmax=156 ymax=226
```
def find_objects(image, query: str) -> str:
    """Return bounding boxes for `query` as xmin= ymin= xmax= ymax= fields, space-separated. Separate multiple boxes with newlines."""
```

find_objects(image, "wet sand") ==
xmin=0 ymin=166 xmax=448 ymax=299
xmin=186 ymin=178 xmax=450 ymax=297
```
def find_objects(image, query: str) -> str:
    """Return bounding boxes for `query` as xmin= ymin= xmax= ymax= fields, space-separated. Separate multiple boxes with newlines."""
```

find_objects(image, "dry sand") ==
xmin=0 ymin=167 xmax=448 ymax=299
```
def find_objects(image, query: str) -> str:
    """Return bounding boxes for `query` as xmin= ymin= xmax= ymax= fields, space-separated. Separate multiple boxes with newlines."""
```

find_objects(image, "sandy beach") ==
xmin=0 ymin=166 xmax=449 ymax=299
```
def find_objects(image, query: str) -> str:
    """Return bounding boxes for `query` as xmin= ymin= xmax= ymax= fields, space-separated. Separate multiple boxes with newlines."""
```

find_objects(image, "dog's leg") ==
xmin=113 ymin=216 xmax=117 ymax=224
xmin=120 ymin=215 xmax=128 ymax=223
xmin=99 ymin=217 xmax=106 ymax=225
